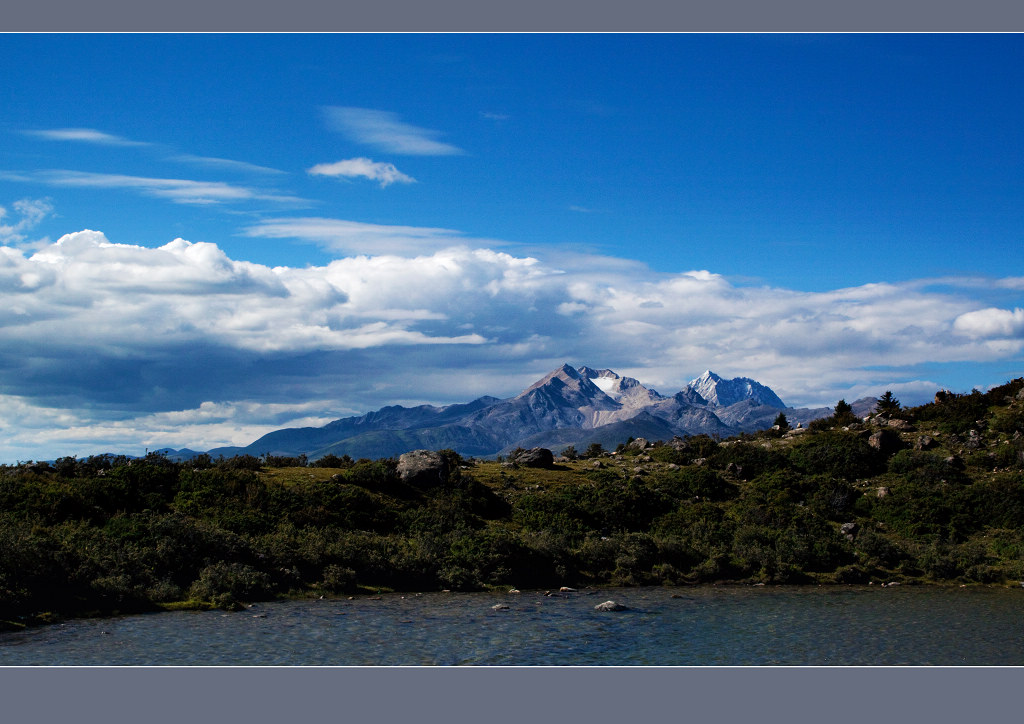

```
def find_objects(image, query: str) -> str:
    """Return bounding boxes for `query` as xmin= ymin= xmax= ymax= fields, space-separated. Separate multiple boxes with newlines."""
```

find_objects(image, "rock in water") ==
xmin=594 ymin=600 xmax=628 ymax=612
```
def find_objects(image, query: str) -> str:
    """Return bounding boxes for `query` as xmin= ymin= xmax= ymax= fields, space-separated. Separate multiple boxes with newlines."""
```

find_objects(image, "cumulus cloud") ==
xmin=23 ymin=128 xmax=150 ymax=146
xmin=324 ymin=107 xmax=463 ymax=155
xmin=3 ymin=227 xmax=1024 ymax=461
xmin=308 ymin=157 xmax=416 ymax=187
xmin=953 ymin=307 xmax=1024 ymax=338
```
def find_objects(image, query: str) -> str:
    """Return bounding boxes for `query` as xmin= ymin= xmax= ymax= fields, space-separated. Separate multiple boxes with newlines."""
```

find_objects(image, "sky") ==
xmin=1 ymin=33 xmax=1023 ymax=462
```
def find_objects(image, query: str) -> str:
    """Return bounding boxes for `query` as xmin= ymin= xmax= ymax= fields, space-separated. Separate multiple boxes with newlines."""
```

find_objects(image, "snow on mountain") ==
xmin=578 ymin=366 xmax=666 ymax=405
xmin=686 ymin=370 xmax=787 ymax=409
xmin=208 ymin=363 xmax=803 ymax=461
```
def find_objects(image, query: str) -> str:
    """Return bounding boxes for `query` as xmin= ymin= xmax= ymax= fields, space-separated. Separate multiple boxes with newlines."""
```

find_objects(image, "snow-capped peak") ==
xmin=686 ymin=370 xmax=786 ymax=409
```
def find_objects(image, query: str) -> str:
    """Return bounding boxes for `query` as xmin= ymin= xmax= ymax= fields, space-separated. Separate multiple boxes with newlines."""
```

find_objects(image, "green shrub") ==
xmin=788 ymin=431 xmax=884 ymax=480
xmin=320 ymin=564 xmax=357 ymax=593
xmin=188 ymin=562 xmax=275 ymax=606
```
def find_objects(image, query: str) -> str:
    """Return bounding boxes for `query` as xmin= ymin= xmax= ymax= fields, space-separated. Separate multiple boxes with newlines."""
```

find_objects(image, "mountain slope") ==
xmin=686 ymin=370 xmax=787 ymax=409
xmin=203 ymin=364 xmax=819 ymax=461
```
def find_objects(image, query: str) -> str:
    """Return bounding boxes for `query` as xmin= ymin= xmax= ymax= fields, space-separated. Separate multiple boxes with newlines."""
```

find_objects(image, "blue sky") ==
xmin=1 ymin=34 xmax=1023 ymax=461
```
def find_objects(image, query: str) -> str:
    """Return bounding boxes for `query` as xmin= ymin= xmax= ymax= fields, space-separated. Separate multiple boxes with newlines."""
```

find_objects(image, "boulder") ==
xmin=868 ymin=429 xmax=903 ymax=456
xmin=840 ymin=522 xmax=858 ymax=541
xmin=514 ymin=447 xmax=555 ymax=468
xmin=594 ymin=600 xmax=628 ymax=612
xmin=914 ymin=435 xmax=937 ymax=451
xmin=397 ymin=450 xmax=450 ymax=488
xmin=628 ymin=438 xmax=649 ymax=451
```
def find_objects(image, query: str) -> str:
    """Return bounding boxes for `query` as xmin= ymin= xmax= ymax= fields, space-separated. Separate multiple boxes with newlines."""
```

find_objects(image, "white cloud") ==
xmin=29 ymin=170 xmax=303 ymax=205
xmin=243 ymin=217 xmax=471 ymax=255
xmin=309 ymin=157 xmax=416 ymax=187
xmin=23 ymin=128 xmax=150 ymax=146
xmin=171 ymin=155 xmax=285 ymax=175
xmin=324 ymin=107 xmax=463 ymax=155
xmin=3 ymin=226 xmax=1024 ymax=461
xmin=953 ymin=307 xmax=1024 ymax=338
xmin=0 ymin=197 xmax=53 ymax=245
xmin=0 ymin=394 xmax=342 ymax=462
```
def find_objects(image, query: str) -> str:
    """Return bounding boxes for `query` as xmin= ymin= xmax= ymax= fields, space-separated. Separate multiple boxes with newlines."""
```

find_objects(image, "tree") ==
xmin=833 ymin=399 xmax=857 ymax=425
xmin=877 ymin=391 xmax=901 ymax=416
xmin=562 ymin=445 xmax=578 ymax=461
xmin=584 ymin=442 xmax=605 ymax=459
xmin=773 ymin=412 xmax=790 ymax=431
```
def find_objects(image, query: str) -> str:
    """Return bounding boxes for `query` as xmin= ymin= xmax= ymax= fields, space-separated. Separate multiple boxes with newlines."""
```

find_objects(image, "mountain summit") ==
xmin=206 ymin=364 xmax=822 ymax=461
xmin=686 ymin=370 xmax=787 ymax=409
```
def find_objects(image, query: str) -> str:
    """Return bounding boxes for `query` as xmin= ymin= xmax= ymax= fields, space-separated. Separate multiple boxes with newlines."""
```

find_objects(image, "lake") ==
xmin=2 ymin=584 xmax=1022 ymax=665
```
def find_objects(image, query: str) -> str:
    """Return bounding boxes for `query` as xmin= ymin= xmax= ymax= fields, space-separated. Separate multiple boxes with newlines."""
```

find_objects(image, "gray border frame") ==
xmin=3 ymin=0 xmax=1024 ymax=31
xmin=3 ymin=3 xmax=1022 ymax=722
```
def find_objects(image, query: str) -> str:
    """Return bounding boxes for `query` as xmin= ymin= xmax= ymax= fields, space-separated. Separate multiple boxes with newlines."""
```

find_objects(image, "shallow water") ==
xmin=2 ymin=585 xmax=1022 ymax=665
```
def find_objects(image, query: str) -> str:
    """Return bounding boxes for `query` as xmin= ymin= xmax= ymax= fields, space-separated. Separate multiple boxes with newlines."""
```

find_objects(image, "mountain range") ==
xmin=197 ymin=365 xmax=876 ymax=462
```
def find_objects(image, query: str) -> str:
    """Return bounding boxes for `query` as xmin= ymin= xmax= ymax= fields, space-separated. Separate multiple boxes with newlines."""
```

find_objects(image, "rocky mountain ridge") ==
xmin=204 ymin=364 xmax=875 ymax=461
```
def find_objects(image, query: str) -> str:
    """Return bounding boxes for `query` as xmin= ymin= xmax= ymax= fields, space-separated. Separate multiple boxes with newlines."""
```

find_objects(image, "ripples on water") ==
xmin=2 ymin=585 xmax=1022 ymax=666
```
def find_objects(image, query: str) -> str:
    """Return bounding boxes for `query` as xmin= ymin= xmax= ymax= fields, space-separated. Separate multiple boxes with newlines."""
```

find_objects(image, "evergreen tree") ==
xmin=877 ymin=391 xmax=901 ymax=416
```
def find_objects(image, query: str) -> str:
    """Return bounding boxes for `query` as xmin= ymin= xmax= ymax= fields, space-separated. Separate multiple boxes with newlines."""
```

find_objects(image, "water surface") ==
xmin=3 ymin=585 xmax=1021 ymax=665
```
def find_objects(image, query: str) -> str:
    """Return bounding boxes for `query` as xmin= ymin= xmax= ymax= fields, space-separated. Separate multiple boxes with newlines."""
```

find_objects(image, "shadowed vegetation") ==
xmin=3 ymin=378 xmax=1024 ymax=628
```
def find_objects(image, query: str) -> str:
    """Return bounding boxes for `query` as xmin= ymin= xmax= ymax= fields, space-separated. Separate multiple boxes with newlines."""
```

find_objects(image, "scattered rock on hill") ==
xmin=397 ymin=449 xmax=450 ymax=487
xmin=868 ymin=429 xmax=903 ymax=456
xmin=914 ymin=435 xmax=937 ymax=451
xmin=513 ymin=447 xmax=555 ymax=468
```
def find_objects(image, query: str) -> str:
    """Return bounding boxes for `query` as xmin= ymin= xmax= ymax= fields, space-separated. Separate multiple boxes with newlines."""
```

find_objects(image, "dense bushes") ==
xmin=4 ymin=381 xmax=1024 ymax=625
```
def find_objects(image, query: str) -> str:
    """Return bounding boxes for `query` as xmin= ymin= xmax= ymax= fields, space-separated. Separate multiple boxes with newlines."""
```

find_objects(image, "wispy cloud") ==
xmin=0 ymin=197 xmax=53 ymax=245
xmin=171 ymin=154 xmax=286 ymax=175
xmin=324 ymin=107 xmax=463 ymax=156
xmin=26 ymin=170 xmax=303 ymax=206
xmin=480 ymin=111 xmax=509 ymax=121
xmin=23 ymin=128 xmax=150 ymax=147
xmin=243 ymin=217 xmax=469 ymax=255
xmin=308 ymin=157 xmax=416 ymax=187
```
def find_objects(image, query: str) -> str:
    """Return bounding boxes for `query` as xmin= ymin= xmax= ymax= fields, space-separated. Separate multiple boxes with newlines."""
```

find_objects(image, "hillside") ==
xmin=3 ymin=377 xmax=1023 ymax=628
